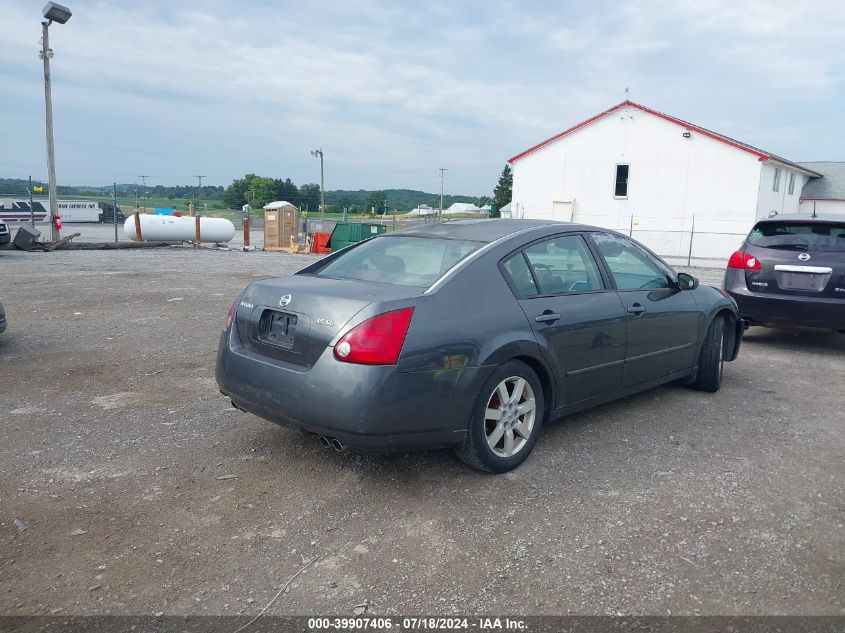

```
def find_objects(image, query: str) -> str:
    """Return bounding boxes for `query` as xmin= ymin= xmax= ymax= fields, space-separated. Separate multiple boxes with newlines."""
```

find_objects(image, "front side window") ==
xmin=773 ymin=168 xmax=781 ymax=192
xmin=315 ymin=236 xmax=481 ymax=287
xmin=591 ymin=233 xmax=670 ymax=290
xmin=614 ymin=164 xmax=629 ymax=198
xmin=788 ymin=173 xmax=796 ymax=195
xmin=504 ymin=234 xmax=604 ymax=296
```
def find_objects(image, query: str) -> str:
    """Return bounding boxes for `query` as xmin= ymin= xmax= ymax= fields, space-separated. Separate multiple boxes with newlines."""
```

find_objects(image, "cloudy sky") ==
xmin=2 ymin=0 xmax=844 ymax=195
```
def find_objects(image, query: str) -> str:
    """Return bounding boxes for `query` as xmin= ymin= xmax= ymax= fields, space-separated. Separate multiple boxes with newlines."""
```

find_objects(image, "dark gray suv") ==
xmin=723 ymin=213 xmax=845 ymax=331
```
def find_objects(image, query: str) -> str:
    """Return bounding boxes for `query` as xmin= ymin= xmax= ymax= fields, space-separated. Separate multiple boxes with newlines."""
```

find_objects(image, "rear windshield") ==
xmin=748 ymin=221 xmax=845 ymax=252
xmin=314 ymin=236 xmax=483 ymax=287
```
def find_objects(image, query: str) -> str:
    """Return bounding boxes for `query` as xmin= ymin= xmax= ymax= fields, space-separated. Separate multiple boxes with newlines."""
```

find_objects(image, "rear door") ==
xmin=743 ymin=220 xmax=845 ymax=299
xmin=502 ymin=233 xmax=627 ymax=406
xmin=588 ymin=232 xmax=700 ymax=388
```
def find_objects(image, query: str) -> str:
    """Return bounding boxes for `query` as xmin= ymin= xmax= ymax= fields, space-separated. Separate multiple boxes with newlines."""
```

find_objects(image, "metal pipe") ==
xmin=330 ymin=438 xmax=344 ymax=452
xmin=318 ymin=435 xmax=330 ymax=448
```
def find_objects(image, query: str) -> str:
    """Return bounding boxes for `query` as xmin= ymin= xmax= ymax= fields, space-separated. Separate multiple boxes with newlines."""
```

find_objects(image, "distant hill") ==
xmin=325 ymin=189 xmax=477 ymax=212
xmin=0 ymin=179 xmax=481 ymax=213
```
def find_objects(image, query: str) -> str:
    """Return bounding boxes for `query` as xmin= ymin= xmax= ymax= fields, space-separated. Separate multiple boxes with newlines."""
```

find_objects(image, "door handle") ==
xmin=534 ymin=312 xmax=561 ymax=323
xmin=627 ymin=304 xmax=646 ymax=316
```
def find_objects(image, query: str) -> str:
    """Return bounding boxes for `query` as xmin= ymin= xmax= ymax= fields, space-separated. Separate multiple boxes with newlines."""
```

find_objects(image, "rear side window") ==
xmin=503 ymin=235 xmax=604 ymax=296
xmin=315 ymin=236 xmax=482 ymax=287
xmin=748 ymin=221 xmax=845 ymax=252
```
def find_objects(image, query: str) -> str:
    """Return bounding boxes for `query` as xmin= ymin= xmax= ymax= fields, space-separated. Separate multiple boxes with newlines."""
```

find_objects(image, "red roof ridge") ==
xmin=508 ymin=100 xmax=779 ymax=164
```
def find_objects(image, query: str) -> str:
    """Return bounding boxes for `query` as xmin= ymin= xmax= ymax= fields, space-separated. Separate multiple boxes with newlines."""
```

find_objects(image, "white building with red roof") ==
xmin=507 ymin=101 xmax=826 ymax=264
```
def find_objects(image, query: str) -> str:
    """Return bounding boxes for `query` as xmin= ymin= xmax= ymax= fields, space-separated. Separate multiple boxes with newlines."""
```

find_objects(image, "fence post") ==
xmin=134 ymin=212 xmax=142 ymax=242
xmin=194 ymin=214 xmax=201 ymax=248
xmin=687 ymin=214 xmax=695 ymax=267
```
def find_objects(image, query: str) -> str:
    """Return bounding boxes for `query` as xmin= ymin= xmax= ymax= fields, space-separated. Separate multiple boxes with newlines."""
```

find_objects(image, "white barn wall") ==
xmin=756 ymin=164 xmax=807 ymax=219
xmin=799 ymin=199 xmax=845 ymax=214
xmin=511 ymin=107 xmax=766 ymax=262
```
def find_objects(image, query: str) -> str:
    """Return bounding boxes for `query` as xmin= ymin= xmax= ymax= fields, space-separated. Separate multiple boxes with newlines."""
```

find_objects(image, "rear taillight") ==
xmin=727 ymin=250 xmax=761 ymax=270
xmin=225 ymin=300 xmax=237 ymax=329
xmin=333 ymin=307 xmax=414 ymax=365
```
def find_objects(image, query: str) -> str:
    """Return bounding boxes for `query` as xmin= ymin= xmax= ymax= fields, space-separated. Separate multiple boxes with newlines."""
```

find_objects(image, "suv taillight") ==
xmin=225 ymin=300 xmax=237 ymax=329
xmin=334 ymin=307 xmax=414 ymax=365
xmin=728 ymin=250 xmax=761 ymax=270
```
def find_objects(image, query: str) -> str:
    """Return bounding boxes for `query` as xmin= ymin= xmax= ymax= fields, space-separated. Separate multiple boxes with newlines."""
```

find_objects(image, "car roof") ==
xmin=756 ymin=213 xmax=845 ymax=223
xmin=395 ymin=219 xmax=601 ymax=243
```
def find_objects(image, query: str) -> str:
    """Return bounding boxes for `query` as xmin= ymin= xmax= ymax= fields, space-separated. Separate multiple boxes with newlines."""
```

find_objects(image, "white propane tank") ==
xmin=124 ymin=214 xmax=236 ymax=243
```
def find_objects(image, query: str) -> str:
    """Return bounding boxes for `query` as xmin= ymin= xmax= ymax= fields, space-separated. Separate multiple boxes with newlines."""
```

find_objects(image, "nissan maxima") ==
xmin=723 ymin=214 xmax=845 ymax=332
xmin=217 ymin=220 xmax=743 ymax=473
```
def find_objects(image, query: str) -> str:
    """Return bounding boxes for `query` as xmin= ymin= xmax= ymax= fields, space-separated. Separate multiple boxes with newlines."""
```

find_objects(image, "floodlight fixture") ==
xmin=43 ymin=2 xmax=72 ymax=24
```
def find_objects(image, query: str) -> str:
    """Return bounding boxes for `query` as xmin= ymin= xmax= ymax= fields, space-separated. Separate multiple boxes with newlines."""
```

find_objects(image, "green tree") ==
xmin=492 ymin=164 xmax=512 ymax=217
xmin=365 ymin=190 xmax=387 ymax=214
xmin=299 ymin=183 xmax=321 ymax=211
xmin=223 ymin=174 xmax=258 ymax=209
xmin=248 ymin=177 xmax=277 ymax=209
xmin=274 ymin=178 xmax=299 ymax=205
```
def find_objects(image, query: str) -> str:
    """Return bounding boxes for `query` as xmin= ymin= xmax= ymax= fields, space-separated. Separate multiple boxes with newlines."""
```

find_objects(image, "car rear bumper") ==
xmin=725 ymin=285 xmax=845 ymax=330
xmin=215 ymin=328 xmax=483 ymax=451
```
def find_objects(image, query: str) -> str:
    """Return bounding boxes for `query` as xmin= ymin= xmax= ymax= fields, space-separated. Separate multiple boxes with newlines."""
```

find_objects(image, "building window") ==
xmin=614 ymin=164 xmax=629 ymax=198
xmin=788 ymin=173 xmax=795 ymax=195
xmin=772 ymin=168 xmax=781 ymax=192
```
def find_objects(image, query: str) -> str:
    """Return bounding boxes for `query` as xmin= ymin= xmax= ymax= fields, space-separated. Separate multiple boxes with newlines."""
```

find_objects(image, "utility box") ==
xmin=328 ymin=222 xmax=386 ymax=251
xmin=13 ymin=224 xmax=41 ymax=251
xmin=263 ymin=203 xmax=298 ymax=250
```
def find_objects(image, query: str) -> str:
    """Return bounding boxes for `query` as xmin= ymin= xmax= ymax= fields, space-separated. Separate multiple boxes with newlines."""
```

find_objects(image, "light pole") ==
xmin=40 ymin=2 xmax=72 ymax=242
xmin=311 ymin=148 xmax=325 ymax=220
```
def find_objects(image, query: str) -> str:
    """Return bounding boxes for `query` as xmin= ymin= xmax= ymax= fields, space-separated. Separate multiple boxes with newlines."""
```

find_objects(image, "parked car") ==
xmin=0 ymin=220 xmax=10 ymax=247
xmin=217 ymin=220 xmax=744 ymax=473
xmin=723 ymin=213 xmax=845 ymax=332
xmin=0 ymin=301 xmax=6 ymax=334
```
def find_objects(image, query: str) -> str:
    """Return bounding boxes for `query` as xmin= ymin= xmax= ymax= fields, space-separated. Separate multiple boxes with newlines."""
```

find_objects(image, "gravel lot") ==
xmin=0 ymin=247 xmax=843 ymax=617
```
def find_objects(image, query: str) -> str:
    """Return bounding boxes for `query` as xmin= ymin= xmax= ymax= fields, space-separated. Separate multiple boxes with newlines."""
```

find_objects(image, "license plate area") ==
xmin=258 ymin=310 xmax=298 ymax=348
xmin=774 ymin=270 xmax=831 ymax=292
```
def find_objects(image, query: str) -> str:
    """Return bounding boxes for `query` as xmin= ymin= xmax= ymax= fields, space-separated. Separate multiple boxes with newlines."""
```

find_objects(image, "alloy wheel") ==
xmin=484 ymin=376 xmax=537 ymax=458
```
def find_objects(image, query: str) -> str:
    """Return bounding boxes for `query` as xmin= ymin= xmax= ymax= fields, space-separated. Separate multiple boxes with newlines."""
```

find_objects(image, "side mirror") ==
xmin=676 ymin=272 xmax=699 ymax=290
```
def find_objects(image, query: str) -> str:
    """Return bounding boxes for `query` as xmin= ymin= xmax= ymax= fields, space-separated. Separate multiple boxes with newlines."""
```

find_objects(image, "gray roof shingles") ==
xmin=800 ymin=162 xmax=845 ymax=200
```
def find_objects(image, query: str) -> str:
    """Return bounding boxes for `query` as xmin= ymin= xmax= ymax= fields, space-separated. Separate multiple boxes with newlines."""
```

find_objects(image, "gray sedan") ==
xmin=217 ymin=220 xmax=743 ymax=472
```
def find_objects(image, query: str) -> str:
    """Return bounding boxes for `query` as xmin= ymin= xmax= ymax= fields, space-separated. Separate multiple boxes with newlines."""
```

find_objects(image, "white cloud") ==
xmin=1 ymin=0 xmax=843 ymax=191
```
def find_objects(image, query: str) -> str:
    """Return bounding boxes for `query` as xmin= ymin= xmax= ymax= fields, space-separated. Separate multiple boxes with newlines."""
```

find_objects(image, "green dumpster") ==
xmin=328 ymin=222 xmax=386 ymax=251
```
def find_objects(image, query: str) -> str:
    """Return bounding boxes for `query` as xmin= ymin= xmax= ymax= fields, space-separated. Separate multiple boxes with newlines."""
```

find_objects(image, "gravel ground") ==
xmin=0 ymin=247 xmax=842 ymax=617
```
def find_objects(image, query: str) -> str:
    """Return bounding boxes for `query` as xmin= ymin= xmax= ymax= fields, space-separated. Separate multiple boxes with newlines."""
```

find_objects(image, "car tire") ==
xmin=690 ymin=316 xmax=725 ymax=393
xmin=457 ymin=360 xmax=544 ymax=473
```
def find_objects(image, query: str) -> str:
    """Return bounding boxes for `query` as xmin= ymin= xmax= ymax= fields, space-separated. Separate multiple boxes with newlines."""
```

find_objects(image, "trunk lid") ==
xmin=234 ymin=274 xmax=422 ymax=368
xmin=744 ymin=244 xmax=845 ymax=299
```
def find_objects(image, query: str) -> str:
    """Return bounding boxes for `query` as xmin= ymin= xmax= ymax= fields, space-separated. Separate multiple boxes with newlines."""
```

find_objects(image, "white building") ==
xmin=406 ymin=204 xmax=436 ymax=217
xmin=508 ymin=100 xmax=831 ymax=264
xmin=798 ymin=162 xmax=845 ymax=215
xmin=443 ymin=202 xmax=482 ymax=215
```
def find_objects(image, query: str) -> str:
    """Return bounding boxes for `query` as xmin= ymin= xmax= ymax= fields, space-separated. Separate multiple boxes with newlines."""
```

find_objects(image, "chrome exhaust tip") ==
xmin=330 ymin=438 xmax=344 ymax=452
xmin=318 ymin=435 xmax=331 ymax=448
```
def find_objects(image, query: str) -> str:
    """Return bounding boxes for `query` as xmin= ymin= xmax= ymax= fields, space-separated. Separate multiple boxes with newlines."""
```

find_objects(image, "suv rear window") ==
xmin=748 ymin=221 xmax=845 ymax=252
xmin=315 ymin=236 xmax=482 ymax=287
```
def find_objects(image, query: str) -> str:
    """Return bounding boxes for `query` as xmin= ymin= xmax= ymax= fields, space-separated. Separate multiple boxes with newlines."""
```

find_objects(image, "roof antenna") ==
xmin=625 ymin=86 xmax=629 ymax=102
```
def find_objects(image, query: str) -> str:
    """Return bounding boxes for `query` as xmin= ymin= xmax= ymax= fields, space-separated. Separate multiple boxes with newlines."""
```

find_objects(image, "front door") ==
xmin=502 ymin=233 xmax=627 ymax=406
xmin=588 ymin=232 xmax=700 ymax=388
